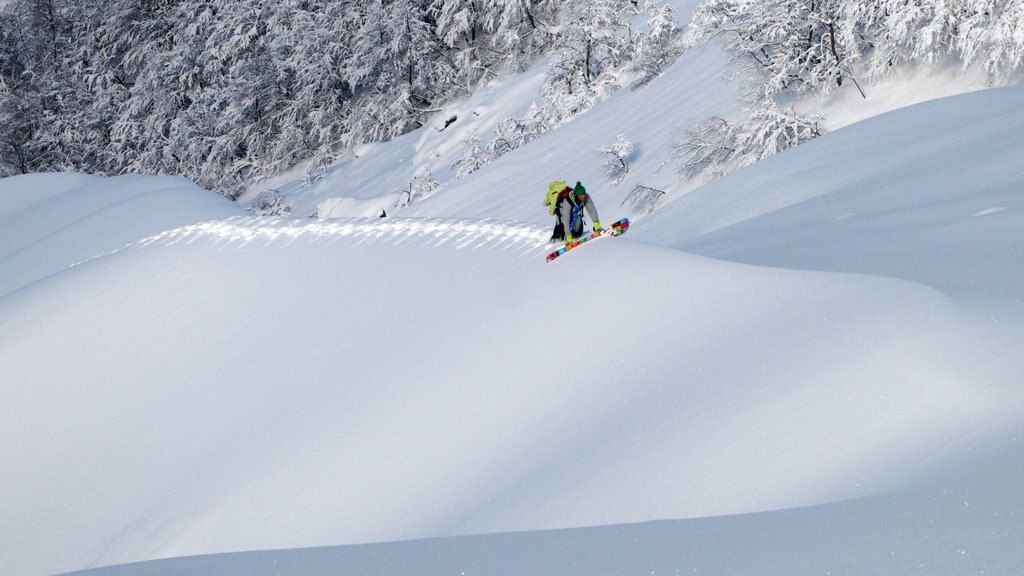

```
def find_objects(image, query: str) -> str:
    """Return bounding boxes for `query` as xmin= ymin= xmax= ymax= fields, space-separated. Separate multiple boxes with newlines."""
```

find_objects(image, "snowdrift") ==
xmin=2 ymin=162 xmax=1022 ymax=574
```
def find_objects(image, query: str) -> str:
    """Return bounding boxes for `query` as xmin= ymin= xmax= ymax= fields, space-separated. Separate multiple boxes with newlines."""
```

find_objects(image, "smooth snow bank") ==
xmin=66 ymin=441 xmax=1024 ymax=576
xmin=0 ymin=173 xmax=242 ymax=297
xmin=1 ymin=187 xmax=1018 ymax=575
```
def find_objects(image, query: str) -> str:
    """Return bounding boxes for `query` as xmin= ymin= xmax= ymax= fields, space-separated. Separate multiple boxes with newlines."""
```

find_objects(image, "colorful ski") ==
xmin=546 ymin=218 xmax=629 ymax=263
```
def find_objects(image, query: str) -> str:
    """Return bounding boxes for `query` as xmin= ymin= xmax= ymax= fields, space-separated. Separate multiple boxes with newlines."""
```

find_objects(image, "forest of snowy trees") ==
xmin=0 ymin=0 xmax=679 ymax=196
xmin=1 ymin=0 xmax=1022 ymax=197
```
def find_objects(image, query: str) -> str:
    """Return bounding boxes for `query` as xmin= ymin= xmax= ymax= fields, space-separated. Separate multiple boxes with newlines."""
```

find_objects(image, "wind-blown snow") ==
xmin=3 ymin=11 xmax=1024 ymax=576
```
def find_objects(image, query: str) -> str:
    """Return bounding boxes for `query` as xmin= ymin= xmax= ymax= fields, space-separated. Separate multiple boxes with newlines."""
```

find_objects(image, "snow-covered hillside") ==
xmin=3 ymin=0 xmax=1024 ymax=571
xmin=249 ymin=2 xmax=1002 ymax=227
xmin=2 ymin=80 xmax=1024 ymax=575
xmin=247 ymin=39 xmax=740 ymax=221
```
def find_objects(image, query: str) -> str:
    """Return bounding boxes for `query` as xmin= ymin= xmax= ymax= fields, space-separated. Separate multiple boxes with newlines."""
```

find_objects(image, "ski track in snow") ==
xmin=133 ymin=216 xmax=553 ymax=256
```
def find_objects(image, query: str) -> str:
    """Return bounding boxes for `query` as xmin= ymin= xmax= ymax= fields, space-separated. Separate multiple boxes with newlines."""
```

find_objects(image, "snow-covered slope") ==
xmin=0 ymin=174 xmax=241 ymax=297
xmin=2 ymin=200 xmax=1002 ymax=574
xmin=3 ymin=83 xmax=1024 ymax=575
xmin=250 ymin=0 xmax=740 ymax=221
xmin=4 ymin=0 xmax=1024 ymax=569
xmin=639 ymin=85 xmax=1024 ymax=315
xmin=65 ymin=459 xmax=1024 ymax=576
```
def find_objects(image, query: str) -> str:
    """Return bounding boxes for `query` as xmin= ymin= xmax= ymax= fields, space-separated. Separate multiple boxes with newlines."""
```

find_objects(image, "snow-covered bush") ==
xmin=452 ymin=130 xmax=491 ymax=179
xmin=249 ymin=190 xmax=291 ymax=217
xmin=740 ymin=106 xmax=822 ymax=160
xmin=397 ymin=169 xmax=441 ymax=207
xmin=486 ymin=107 xmax=549 ymax=160
xmin=302 ymin=151 xmax=337 ymax=188
xmin=595 ymin=134 xmax=634 ymax=185
xmin=621 ymin=184 xmax=666 ymax=214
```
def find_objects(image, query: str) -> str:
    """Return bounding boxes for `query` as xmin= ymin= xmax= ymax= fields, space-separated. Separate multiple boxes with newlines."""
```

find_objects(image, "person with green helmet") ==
xmin=543 ymin=180 xmax=601 ymax=244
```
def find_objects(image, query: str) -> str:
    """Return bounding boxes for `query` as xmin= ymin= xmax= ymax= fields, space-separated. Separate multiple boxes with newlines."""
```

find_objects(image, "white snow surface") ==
xmin=3 ymin=8 xmax=1024 ymax=575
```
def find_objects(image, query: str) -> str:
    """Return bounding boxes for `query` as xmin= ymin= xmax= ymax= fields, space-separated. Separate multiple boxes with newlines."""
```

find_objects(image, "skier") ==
xmin=543 ymin=180 xmax=601 ymax=244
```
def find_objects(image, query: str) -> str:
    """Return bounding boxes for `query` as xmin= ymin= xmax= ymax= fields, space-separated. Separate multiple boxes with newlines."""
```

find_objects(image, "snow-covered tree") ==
xmin=982 ymin=1 xmax=1024 ymax=81
xmin=431 ymin=0 xmax=491 ymax=89
xmin=0 ymin=1 xmax=111 ymax=173
xmin=6 ymin=0 xmax=1022 ymax=199
xmin=673 ymin=0 xmax=1024 ymax=186
xmin=486 ymin=104 xmax=549 ymax=159
xmin=628 ymin=0 xmax=685 ymax=88
xmin=275 ymin=2 xmax=358 ymax=161
xmin=452 ymin=129 xmax=490 ymax=178
xmin=690 ymin=0 xmax=1024 ymax=102
xmin=0 ymin=8 xmax=37 ymax=176
xmin=0 ymin=88 xmax=39 ymax=176
xmin=737 ymin=104 xmax=822 ymax=160
xmin=488 ymin=0 xmax=559 ymax=72
xmin=668 ymin=116 xmax=736 ymax=180
xmin=595 ymin=133 xmax=633 ymax=184
xmin=347 ymin=0 xmax=457 ymax=143
xmin=689 ymin=0 xmax=865 ymax=100
xmin=669 ymin=105 xmax=819 ymax=181
xmin=541 ymin=0 xmax=639 ymax=124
